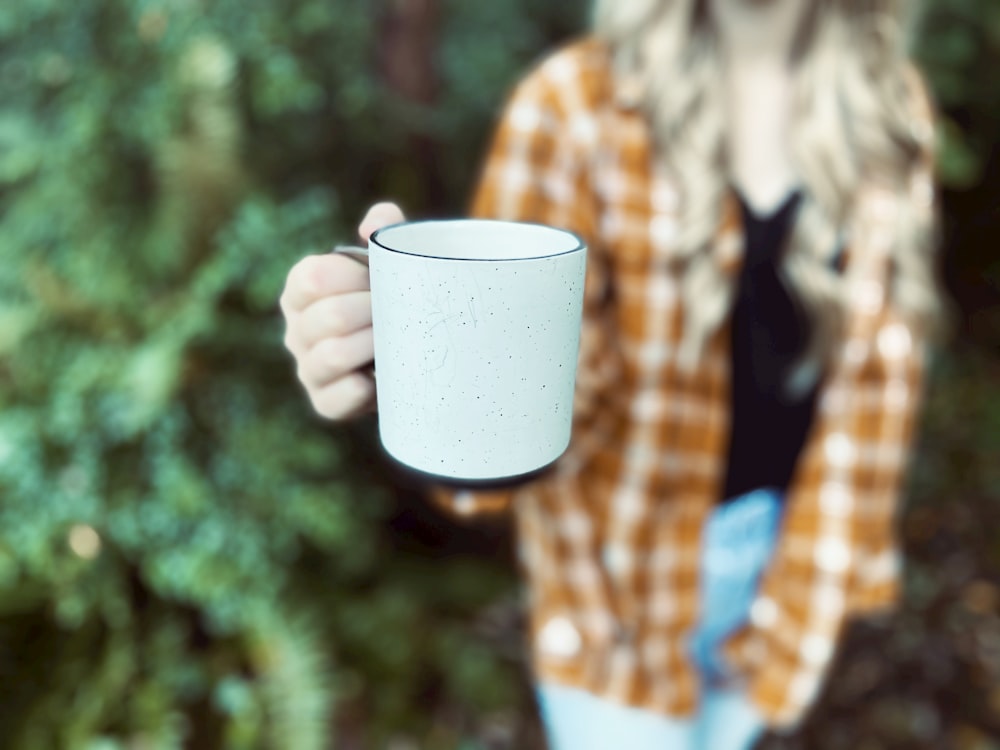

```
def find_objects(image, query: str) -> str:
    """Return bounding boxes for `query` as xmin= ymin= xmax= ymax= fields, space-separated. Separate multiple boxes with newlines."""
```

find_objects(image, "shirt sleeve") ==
xmin=430 ymin=53 xmax=615 ymax=518
xmin=723 ymin=70 xmax=939 ymax=728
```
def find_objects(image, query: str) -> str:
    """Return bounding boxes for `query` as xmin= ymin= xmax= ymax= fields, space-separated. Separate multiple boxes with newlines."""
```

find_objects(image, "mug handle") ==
xmin=331 ymin=244 xmax=370 ymax=266
xmin=330 ymin=244 xmax=375 ymax=382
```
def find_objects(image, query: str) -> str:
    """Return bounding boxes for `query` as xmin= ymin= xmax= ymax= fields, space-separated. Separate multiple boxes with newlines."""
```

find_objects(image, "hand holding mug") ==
xmin=282 ymin=203 xmax=587 ymax=482
xmin=279 ymin=202 xmax=405 ymax=419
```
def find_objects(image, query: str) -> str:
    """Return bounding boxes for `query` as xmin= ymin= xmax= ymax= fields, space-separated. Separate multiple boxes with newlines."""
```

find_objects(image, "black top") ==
xmin=720 ymin=190 xmax=820 ymax=502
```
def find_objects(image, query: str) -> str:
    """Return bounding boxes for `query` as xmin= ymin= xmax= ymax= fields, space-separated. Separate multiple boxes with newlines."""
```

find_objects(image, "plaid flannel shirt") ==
xmin=436 ymin=38 xmax=937 ymax=729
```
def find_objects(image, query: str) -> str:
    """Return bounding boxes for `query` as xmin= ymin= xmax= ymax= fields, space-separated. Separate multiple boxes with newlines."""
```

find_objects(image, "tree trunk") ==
xmin=380 ymin=0 xmax=446 ymax=212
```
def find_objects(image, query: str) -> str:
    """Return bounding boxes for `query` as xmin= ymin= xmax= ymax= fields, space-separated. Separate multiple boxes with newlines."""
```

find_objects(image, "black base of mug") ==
xmin=380 ymin=446 xmax=559 ymax=491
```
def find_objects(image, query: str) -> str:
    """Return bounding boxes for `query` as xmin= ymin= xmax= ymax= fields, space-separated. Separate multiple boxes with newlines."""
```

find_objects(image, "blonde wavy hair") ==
xmin=594 ymin=0 xmax=941 ymax=387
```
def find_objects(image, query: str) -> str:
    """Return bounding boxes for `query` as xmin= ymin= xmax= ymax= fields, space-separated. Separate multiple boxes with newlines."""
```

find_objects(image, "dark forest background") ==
xmin=0 ymin=1 xmax=997 ymax=748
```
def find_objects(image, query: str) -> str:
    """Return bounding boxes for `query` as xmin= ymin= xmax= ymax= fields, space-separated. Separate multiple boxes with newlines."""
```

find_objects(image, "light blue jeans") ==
xmin=538 ymin=488 xmax=783 ymax=750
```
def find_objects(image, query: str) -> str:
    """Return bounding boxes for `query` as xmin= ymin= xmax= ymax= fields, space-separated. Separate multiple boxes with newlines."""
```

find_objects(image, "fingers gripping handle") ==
xmin=330 ymin=244 xmax=374 ymax=381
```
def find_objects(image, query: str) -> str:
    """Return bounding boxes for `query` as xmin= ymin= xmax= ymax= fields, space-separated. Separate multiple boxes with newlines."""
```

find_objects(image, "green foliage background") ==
xmin=0 ymin=0 xmax=997 ymax=748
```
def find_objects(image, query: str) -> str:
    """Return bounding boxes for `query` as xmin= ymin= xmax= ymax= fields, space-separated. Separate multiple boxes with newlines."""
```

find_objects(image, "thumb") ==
xmin=358 ymin=202 xmax=406 ymax=243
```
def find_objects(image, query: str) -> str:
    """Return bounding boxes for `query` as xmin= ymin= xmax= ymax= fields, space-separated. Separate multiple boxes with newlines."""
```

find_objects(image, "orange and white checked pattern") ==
xmin=437 ymin=38 xmax=936 ymax=729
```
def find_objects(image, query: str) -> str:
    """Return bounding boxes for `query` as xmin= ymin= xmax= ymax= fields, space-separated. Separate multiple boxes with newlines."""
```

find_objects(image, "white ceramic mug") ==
xmin=338 ymin=219 xmax=586 ymax=483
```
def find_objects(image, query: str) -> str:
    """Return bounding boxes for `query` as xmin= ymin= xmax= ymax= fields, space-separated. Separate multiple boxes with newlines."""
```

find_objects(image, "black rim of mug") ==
xmin=369 ymin=219 xmax=586 ymax=262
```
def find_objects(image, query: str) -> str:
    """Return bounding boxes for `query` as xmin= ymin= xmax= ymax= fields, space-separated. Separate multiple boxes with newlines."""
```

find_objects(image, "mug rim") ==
xmin=369 ymin=218 xmax=586 ymax=262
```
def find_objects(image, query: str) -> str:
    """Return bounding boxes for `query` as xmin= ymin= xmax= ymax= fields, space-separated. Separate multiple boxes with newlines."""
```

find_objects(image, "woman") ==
xmin=280 ymin=0 xmax=941 ymax=747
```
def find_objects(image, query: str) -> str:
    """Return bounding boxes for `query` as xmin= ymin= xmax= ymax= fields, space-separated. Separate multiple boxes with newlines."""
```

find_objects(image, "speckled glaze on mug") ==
xmin=368 ymin=220 xmax=586 ymax=482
